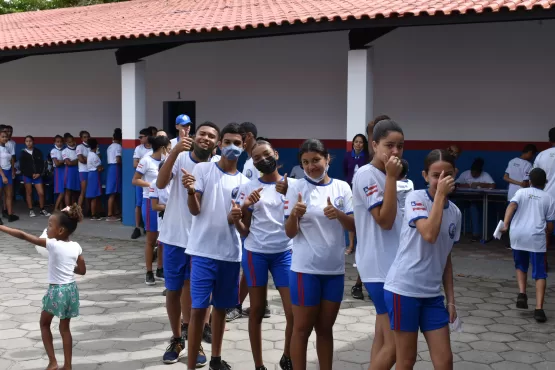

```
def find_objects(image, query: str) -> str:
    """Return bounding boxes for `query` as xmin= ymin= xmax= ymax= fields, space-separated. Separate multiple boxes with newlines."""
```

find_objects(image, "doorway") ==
xmin=163 ymin=101 xmax=196 ymax=139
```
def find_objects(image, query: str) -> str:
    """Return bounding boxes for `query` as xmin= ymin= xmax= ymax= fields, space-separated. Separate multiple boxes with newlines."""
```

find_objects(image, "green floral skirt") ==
xmin=42 ymin=282 xmax=80 ymax=319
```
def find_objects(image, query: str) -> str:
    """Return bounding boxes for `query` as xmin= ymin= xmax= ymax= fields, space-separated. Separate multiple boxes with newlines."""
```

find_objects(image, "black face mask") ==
xmin=254 ymin=156 xmax=277 ymax=174
xmin=193 ymin=144 xmax=212 ymax=161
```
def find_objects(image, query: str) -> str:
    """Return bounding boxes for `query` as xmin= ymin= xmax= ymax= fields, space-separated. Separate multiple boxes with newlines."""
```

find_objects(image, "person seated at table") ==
xmin=456 ymin=158 xmax=495 ymax=241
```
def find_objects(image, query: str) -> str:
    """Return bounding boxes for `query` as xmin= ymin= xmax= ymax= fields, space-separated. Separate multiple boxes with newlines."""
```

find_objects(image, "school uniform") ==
xmin=534 ymin=148 xmax=555 ymax=198
xmin=509 ymin=187 xmax=555 ymax=280
xmin=352 ymin=164 xmax=403 ymax=314
xmin=19 ymin=148 xmax=44 ymax=185
xmin=186 ymin=162 xmax=249 ymax=309
xmin=149 ymin=183 xmax=169 ymax=233
xmin=85 ymin=152 xmax=102 ymax=199
xmin=6 ymin=140 xmax=16 ymax=158
xmin=384 ymin=189 xmax=461 ymax=332
xmin=105 ymin=142 xmax=122 ymax=195
xmin=284 ymin=177 xmax=353 ymax=306
xmin=0 ymin=145 xmax=13 ymax=187
xmin=50 ymin=146 xmax=65 ymax=194
xmin=289 ymin=165 xmax=304 ymax=179
xmin=397 ymin=179 xmax=415 ymax=219
xmin=210 ymin=154 xmax=221 ymax=163
xmin=242 ymin=157 xmax=258 ymax=180
xmin=136 ymin=155 xmax=160 ymax=232
xmin=505 ymin=157 xmax=532 ymax=200
xmin=62 ymin=146 xmax=80 ymax=191
xmin=237 ymin=177 xmax=295 ymax=288
xmin=133 ymin=144 xmax=153 ymax=208
xmin=76 ymin=143 xmax=90 ymax=182
xmin=158 ymin=152 xmax=199 ymax=291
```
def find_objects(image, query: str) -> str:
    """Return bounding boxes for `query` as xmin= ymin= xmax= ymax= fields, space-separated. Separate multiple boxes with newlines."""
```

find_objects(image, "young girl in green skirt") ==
xmin=0 ymin=204 xmax=86 ymax=370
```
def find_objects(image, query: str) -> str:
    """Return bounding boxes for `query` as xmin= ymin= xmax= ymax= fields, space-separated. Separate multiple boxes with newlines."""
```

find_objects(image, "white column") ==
xmin=346 ymin=48 xmax=374 ymax=146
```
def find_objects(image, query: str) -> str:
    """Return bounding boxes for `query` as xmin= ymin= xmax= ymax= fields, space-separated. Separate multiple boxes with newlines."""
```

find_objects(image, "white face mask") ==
xmin=304 ymin=164 xmax=329 ymax=184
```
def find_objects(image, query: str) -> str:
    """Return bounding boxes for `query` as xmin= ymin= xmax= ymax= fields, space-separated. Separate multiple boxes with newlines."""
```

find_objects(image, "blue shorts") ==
xmin=163 ymin=244 xmax=191 ymax=291
xmin=289 ymin=271 xmax=344 ymax=307
xmin=513 ymin=250 xmax=547 ymax=280
xmin=23 ymin=176 xmax=42 ymax=185
xmin=189 ymin=255 xmax=241 ymax=309
xmin=384 ymin=290 xmax=449 ymax=333
xmin=64 ymin=166 xmax=80 ymax=191
xmin=135 ymin=186 xmax=143 ymax=207
xmin=53 ymin=167 xmax=65 ymax=194
xmin=85 ymin=171 xmax=102 ymax=199
xmin=0 ymin=169 xmax=13 ymax=187
xmin=242 ymin=248 xmax=291 ymax=288
xmin=105 ymin=164 xmax=121 ymax=195
xmin=141 ymin=198 xmax=158 ymax=232
xmin=79 ymin=171 xmax=88 ymax=183
xmin=364 ymin=282 xmax=388 ymax=315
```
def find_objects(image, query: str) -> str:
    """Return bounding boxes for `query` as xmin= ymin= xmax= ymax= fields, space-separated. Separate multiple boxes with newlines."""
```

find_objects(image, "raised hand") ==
xmin=181 ymin=168 xmax=195 ymax=193
xmin=384 ymin=154 xmax=403 ymax=179
xmin=291 ymin=192 xmax=307 ymax=218
xmin=275 ymin=173 xmax=288 ymax=195
xmin=244 ymin=187 xmax=263 ymax=209
xmin=174 ymin=135 xmax=193 ymax=153
xmin=230 ymin=200 xmax=242 ymax=222
xmin=323 ymin=196 xmax=338 ymax=220
xmin=437 ymin=171 xmax=455 ymax=196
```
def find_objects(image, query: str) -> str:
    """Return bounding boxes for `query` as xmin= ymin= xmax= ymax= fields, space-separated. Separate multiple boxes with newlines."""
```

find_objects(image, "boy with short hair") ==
xmin=502 ymin=168 xmax=555 ymax=323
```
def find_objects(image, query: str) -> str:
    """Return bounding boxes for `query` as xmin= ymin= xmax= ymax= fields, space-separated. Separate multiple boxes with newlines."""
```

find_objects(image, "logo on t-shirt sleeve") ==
xmin=334 ymin=196 xmax=345 ymax=210
xmin=232 ymin=186 xmax=239 ymax=199
xmin=449 ymin=223 xmax=456 ymax=239
xmin=411 ymin=201 xmax=426 ymax=211
xmin=364 ymin=184 xmax=378 ymax=197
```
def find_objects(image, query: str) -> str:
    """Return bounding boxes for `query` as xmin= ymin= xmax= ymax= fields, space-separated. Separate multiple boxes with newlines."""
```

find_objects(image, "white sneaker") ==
xmin=29 ymin=210 xmax=36 ymax=218
xmin=40 ymin=209 xmax=51 ymax=217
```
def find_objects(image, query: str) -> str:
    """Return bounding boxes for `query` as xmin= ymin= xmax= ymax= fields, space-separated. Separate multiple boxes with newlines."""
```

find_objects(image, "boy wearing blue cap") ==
xmin=170 ymin=114 xmax=193 ymax=149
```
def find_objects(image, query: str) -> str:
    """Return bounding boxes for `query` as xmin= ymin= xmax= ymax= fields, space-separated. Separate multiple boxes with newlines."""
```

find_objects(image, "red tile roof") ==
xmin=1 ymin=0 xmax=554 ymax=52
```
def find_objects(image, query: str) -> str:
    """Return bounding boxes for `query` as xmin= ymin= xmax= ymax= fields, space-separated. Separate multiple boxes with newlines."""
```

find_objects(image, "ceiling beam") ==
xmin=349 ymin=27 xmax=396 ymax=49
xmin=115 ymin=42 xmax=185 ymax=65
xmin=0 ymin=56 xmax=26 ymax=65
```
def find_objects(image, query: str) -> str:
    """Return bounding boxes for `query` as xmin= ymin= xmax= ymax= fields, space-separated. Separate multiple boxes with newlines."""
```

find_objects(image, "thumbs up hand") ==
xmin=291 ymin=192 xmax=307 ymax=218
xmin=324 ymin=196 xmax=338 ymax=220
xmin=181 ymin=168 xmax=195 ymax=193
xmin=244 ymin=187 xmax=263 ymax=209
xmin=230 ymin=200 xmax=242 ymax=222
xmin=275 ymin=173 xmax=288 ymax=195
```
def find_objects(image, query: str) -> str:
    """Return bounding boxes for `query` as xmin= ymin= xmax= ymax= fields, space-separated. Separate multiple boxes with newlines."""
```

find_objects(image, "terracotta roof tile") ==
xmin=0 ymin=0 xmax=554 ymax=52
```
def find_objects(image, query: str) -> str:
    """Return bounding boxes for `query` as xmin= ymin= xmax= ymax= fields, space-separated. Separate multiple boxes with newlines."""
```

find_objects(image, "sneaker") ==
xmin=131 ymin=227 xmax=141 ymax=239
xmin=29 ymin=210 xmax=36 ymax=218
xmin=225 ymin=307 xmax=242 ymax=322
xmin=516 ymin=293 xmax=528 ymax=309
xmin=106 ymin=216 xmax=119 ymax=222
xmin=197 ymin=345 xmax=208 ymax=367
xmin=156 ymin=268 xmax=164 ymax=280
xmin=242 ymin=304 xmax=271 ymax=318
xmin=534 ymin=309 xmax=547 ymax=323
xmin=145 ymin=271 xmax=155 ymax=286
xmin=202 ymin=324 xmax=212 ymax=344
xmin=40 ymin=209 xmax=51 ymax=217
xmin=2 ymin=210 xmax=8 ymax=218
xmin=181 ymin=322 xmax=188 ymax=341
xmin=279 ymin=354 xmax=293 ymax=370
xmin=209 ymin=359 xmax=231 ymax=370
xmin=8 ymin=214 xmax=19 ymax=222
xmin=162 ymin=336 xmax=185 ymax=364
xmin=351 ymin=285 xmax=364 ymax=300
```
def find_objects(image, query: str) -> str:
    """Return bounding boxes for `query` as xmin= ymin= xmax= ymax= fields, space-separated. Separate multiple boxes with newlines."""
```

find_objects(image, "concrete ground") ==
xmin=2 ymin=209 xmax=555 ymax=369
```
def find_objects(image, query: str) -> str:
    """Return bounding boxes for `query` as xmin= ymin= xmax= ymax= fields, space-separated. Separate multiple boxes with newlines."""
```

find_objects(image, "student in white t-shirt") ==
xmin=0 ymin=204 xmax=86 ymax=370
xmin=397 ymin=158 xmax=414 ymax=220
xmin=131 ymin=128 xmax=153 ymax=240
xmin=284 ymin=139 xmax=354 ymax=370
xmin=384 ymin=149 xmax=460 ymax=370
xmin=501 ymin=168 xmax=555 ymax=323
xmin=170 ymin=114 xmax=193 ymax=149
xmin=133 ymin=135 xmax=169 ymax=286
xmin=533 ymin=127 xmax=555 ymax=199
xmin=289 ymin=164 xmax=304 ymax=179
xmin=106 ymin=129 xmax=123 ymax=222
xmin=504 ymin=144 xmax=536 ymax=200
xmin=235 ymin=140 xmax=294 ymax=369
xmin=51 ymin=135 xmax=66 ymax=211
xmin=183 ymin=123 xmax=249 ymax=370
xmin=75 ymin=130 xmax=91 ymax=211
xmin=456 ymin=157 xmax=495 ymax=241
xmin=62 ymin=133 xmax=81 ymax=209
xmin=0 ymin=130 xmax=17 ymax=223
xmin=85 ymin=139 xmax=104 ymax=220
xmin=353 ymin=120 xmax=404 ymax=370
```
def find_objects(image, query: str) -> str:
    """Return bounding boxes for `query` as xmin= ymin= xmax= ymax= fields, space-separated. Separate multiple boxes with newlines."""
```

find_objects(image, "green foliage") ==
xmin=0 ymin=0 xmax=125 ymax=15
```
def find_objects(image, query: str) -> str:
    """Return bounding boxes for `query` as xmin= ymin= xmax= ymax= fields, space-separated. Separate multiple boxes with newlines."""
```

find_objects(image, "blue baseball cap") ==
xmin=176 ymin=114 xmax=192 ymax=126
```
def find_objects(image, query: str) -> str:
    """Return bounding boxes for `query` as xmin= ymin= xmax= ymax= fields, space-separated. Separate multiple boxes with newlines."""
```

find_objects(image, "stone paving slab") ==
xmin=2 ymin=232 xmax=555 ymax=369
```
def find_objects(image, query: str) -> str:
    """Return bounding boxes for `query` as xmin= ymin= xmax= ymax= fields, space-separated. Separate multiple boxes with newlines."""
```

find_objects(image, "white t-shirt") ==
xmin=284 ymin=178 xmax=353 ymax=275
xmin=76 ymin=143 xmax=90 ymax=172
xmin=136 ymin=155 xmax=161 ymax=198
xmin=242 ymin=157 xmax=258 ymax=180
xmin=290 ymin=165 xmax=305 ymax=179
xmin=158 ymin=152 xmax=199 ymax=248
xmin=107 ymin=143 xmax=122 ymax=165
xmin=353 ymin=164 xmax=403 ymax=283
xmin=6 ymin=140 xmax=15 ymax=156
xmin=133 ymin=145 xmax=153 ymax=161
xmin=211 ymin=155 xmax=221 ymax=163
xmin=46 ymin=238 xmax=82 ymax=285
xmin=456 ymin=170 xmax=495 ymax=185
xmin=384 ymin=190 xmax=461 ymax=298
xmin=237 ymin=177 xmax=295 ymax=254
xmin=397 ymin=179 xmax=414 ymax=219
xmin=86 ymin=152 xmax=101 ymax=172
xmin=0 ymin=146 xmax=12 ymax=170
xmin=50 ymin=146 xmax=64 ymax=167
xmin=509 ymin=187 xmax=555 ymax=253
xmin=534 ymin=147 xmax=555 ymax=198
xmin=186 ymin=162 xmax=249 ymax=262
xmin=62 ymin=146 xmax=78 ymax=164
xmin=505 ymin=157 xmax=531 ymax=200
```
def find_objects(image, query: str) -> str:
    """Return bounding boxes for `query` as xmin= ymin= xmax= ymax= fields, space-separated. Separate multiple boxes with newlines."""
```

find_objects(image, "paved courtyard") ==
xmin=2 ymin=226 xmax=555 ymax=369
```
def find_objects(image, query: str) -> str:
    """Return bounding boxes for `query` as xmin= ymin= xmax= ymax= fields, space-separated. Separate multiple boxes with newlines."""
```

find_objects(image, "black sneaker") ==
xmin=351 ymin=284 xmax=364 ymax=300
xmin=209 ymin=359 xmax=231 ymax=370
xmin=256 ymin=367 xmax=268 ymax=370
xmin=225 ymin=307 xmax=242 ymax=322
xmin=181 ymin=322 xmax=188 ymax=341
xmin=264 ymin=302 xmax=271 ymax=318
xmin=145 ymin=271 xmax=155 ymax=286
xmin=279 ymin=354 xmax=293 ymax=370
xmin=162 ymin=336 xmax=185 ymax=364
xmin=131 ymin=227 xmax=141 ymax=239
xmin=535 ymin=309 xmax=547 ymax=323
xmin=2 ymin=210 xmax=8 ymax=218
xmin=156 ymin=268 xmax=164 ymax=280
xmin=202 ymin=323 xmax=212 ymax=344
xmin=516 ymin=293 xmax=528 ymax=309
xmin=8 ymin=214 xmax=19 ymax=222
